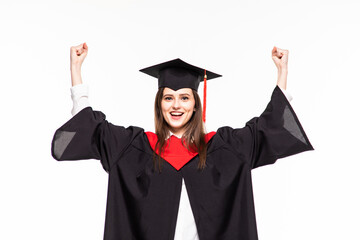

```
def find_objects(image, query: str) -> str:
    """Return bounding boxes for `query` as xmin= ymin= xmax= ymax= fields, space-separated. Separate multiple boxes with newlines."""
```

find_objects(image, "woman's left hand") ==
xmin=272 ymin=46 xmax=288 ymax=90
xmin=272 ymin=46 xmax=288 ymax=71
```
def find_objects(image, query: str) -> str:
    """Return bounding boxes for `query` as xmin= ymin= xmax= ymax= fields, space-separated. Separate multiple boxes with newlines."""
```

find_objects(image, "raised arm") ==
xmin=53 ymin=42 xmax=143 ymax=171
xmin=70 ymin=42 xmax=88 ymax=87
xmin=272 ymin=46 xmax=288 ymax=90
xmin=218 ymin=86 xmax=313 ymax=169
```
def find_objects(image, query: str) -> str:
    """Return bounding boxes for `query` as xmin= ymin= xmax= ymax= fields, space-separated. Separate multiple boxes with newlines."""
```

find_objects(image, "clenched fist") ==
xmin=70 ymin=43 xmax=88 ymax=67
xmin=70 ymin=43 xmax=88 ymax=86
xmin=272 ymin=46 xmax=288 ymax=71
xmin=272 ymin=46 xmax=288 ymax=90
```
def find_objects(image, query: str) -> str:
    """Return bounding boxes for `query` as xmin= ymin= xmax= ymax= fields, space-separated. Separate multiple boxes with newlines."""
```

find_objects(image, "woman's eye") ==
xmin=164 ymin=97 xmax=172 ymax=101
xmin=181 ymin=96 xmax=189 ymax=100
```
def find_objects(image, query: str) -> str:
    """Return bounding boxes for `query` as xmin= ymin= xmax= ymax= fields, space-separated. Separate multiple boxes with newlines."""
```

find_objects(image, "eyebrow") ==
xmin=163 ymin=93 xmax=191 ymax=97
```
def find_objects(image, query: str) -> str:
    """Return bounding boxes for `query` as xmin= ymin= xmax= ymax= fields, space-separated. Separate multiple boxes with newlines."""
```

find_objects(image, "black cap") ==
xmin=139 ymin=58 xmax=222 ymax=91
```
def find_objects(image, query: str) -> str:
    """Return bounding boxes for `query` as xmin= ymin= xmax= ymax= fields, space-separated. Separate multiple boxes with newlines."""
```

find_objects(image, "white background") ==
xmin=1 ymin=0 xmax=359 ymax=239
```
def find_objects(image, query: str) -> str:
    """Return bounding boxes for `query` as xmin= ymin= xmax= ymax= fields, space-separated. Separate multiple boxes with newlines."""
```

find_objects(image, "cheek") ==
xmin=186 ymin=101 xmax=196 ymax=112
xmin=184 ymin=102 xmax=196 ymax=119
xmin=161 ymin=102 xmax=169 ymax=115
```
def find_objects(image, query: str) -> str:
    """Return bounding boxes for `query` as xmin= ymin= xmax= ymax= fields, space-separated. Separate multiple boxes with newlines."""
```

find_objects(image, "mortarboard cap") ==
xmin=139 ymin=58 xmax=221 ymax=91
xmin=139 ymin=58 xmax=222 ymax=122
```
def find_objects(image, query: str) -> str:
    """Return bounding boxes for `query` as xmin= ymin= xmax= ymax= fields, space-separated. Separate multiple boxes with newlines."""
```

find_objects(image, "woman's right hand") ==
xmin=70 ymin=43 xmax=88 ymax=86
xmin=70 ymin=43 xmax=88 ymax=68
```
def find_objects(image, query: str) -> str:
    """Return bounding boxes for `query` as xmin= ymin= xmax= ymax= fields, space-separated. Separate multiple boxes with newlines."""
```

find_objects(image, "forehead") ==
xmin=163 ymin=87 xmax=193 ymax=95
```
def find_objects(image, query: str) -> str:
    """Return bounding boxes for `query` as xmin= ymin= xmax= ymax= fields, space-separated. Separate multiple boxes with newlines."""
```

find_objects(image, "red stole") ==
xmin=145 ymin=132 xmax=216 ymax=170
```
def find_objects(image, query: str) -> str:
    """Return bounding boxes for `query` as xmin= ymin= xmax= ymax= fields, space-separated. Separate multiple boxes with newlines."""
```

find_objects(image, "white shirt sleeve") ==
xmin=279 ymin=86 xmax=293 ymax=102
xmin=70 ymin=83 xmax=91 ymax=116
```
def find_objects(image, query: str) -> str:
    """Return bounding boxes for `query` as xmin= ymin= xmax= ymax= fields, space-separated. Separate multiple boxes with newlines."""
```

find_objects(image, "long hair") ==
xmin=154 ymin=87 xmax=207 ymax=171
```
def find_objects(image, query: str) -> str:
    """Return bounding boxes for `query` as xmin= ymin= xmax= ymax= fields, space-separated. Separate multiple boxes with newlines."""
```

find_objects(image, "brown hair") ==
xmin=154 ymin=87 xmax=207 ymax=171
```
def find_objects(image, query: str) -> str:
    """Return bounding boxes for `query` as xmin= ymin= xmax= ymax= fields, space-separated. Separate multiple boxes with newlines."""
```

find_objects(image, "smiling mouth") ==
xmin=170 ymin=112 xmax=184 ymax=117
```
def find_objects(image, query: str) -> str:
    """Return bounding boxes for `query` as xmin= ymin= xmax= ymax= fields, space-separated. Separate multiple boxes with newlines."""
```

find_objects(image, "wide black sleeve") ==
xmin=218 ymin=86 xmax=314 ymax=169
xmin=51 ymin=107 xmax=143 ymax=172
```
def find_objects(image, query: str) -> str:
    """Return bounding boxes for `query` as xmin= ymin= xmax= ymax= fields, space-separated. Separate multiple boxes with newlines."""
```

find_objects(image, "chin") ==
xmin=165 ymin=118 xmax=185 ymax=129
xmin=169 ymin=123 xmax=185 ymax=131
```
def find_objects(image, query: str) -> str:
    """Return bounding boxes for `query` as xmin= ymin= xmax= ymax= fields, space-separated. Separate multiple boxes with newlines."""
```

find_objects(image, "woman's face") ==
xmin=161 ymin=87 xmax=195 ymax=136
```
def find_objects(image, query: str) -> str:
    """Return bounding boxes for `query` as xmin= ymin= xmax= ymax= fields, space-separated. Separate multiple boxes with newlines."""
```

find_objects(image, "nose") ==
xmin=172 ymin=98 xmax=180 ymax=109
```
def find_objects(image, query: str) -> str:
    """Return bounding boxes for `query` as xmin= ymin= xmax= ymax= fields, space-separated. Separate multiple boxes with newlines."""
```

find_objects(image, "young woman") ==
xmin=52 ymin=43 xmax=313 ymax=240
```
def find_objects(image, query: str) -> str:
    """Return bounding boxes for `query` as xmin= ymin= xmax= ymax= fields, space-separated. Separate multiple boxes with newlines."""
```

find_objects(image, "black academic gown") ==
xmin=51 ymin=86 xmax=313 ymax=240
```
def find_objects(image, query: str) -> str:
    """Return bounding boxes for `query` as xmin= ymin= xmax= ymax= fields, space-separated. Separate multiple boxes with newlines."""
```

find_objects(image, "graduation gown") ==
xmin=51 ymin=86 xmax=313 ymax=240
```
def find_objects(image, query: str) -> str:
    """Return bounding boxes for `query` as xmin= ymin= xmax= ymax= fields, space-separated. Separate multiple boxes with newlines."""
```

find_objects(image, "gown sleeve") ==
xmin=51 ymin=107 xmax=142 ymax=172
xmin=218 ymin=85 xmax=313 ymax=169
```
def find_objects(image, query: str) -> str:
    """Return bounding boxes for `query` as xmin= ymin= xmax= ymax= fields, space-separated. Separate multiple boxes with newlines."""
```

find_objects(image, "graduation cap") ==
xmin=139 ymin=58 xmax=222 ymax=122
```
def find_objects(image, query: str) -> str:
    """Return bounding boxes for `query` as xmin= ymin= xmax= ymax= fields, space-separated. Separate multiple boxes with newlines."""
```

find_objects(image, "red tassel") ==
xmin=202 ymin=70 xmax=207 ymax=123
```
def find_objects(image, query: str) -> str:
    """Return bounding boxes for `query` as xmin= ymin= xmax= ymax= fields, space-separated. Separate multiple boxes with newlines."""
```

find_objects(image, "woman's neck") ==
xmin=168 ymin=130 xmax=183 ymax=139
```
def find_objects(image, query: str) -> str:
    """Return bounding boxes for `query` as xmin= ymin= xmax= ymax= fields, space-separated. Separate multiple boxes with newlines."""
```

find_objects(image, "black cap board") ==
xmin=139 ymin=58 xmax=222 ymax=91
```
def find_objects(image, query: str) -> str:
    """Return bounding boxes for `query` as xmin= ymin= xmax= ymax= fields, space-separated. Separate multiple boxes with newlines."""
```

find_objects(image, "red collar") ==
xmin=145 ymin=132 xmax=216 ymax=171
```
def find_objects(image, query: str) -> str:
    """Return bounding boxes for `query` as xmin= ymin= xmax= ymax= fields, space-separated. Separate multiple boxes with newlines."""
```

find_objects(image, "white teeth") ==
xmin=171 ymin=112 xmax=183 ymax=116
